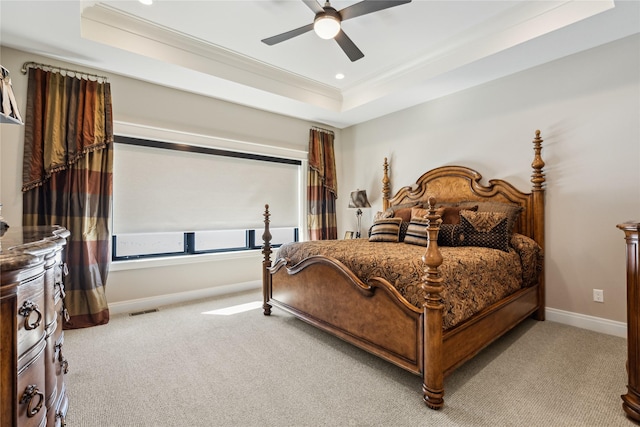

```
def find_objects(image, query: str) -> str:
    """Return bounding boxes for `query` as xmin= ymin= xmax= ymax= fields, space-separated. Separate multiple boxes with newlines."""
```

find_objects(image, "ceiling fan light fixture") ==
xmin=314 ymin=15 xmax=341 ymax=39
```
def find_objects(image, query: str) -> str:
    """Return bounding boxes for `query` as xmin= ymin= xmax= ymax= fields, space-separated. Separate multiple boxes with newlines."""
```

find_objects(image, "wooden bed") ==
xmin=261 ymin=130 xmax=546 ymax=409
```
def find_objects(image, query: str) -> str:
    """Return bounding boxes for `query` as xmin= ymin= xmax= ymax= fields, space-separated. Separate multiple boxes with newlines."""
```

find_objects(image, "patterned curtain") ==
xmin=307 ymin=128 xmax=337 ymax=240
xmin=22 ymin=67 xmax=113 ymax=329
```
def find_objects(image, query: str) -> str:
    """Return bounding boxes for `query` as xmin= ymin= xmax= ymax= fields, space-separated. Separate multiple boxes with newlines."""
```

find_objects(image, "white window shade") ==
xmin=113 ymin=138 xmax=301 ymax=235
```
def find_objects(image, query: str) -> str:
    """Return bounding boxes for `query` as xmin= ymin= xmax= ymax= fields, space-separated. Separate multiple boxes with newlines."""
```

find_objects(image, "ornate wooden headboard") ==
xmin=381 ymin=130 xmax=545 ymax=247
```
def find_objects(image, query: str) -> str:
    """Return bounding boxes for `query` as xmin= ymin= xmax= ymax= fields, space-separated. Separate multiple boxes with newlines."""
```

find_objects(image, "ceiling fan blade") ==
xmin=339 ymin=0 xmax=412 ymax=21
xmin=261 ymin=23 xmax=315 ymax=46
xmin=302 ymin=0 xmax=324 ymax=14
xmin=334 ymin=30 xmax=364 ymax=62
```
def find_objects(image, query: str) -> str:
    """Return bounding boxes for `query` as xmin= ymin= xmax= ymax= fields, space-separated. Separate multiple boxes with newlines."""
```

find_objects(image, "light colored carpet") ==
xmin=63 ymin=290 xmax=633 ymax=426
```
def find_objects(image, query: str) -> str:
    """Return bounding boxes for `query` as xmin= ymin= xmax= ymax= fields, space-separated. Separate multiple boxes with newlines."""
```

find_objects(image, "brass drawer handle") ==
xmin=55 ymin=263 xmax=68 ymax=294
xmin=60 ymin=357 xmax=69 ymax=374
xmin=54 ymin=280 xmax=66 ymax=298
xmin=20 ymin=385 xmax=44 ymax=417
xmin=18 ymin=301 xmax=42 ymax=330
xmin=55 ymin=266 xmax=63 ymax=286
xmin=56 ymin=412 xmax=67 ymax=427
xmin=56 ymin=342 xmax=70 ymax=374
xmin=61 ymin=307 xmax=70 ymax=323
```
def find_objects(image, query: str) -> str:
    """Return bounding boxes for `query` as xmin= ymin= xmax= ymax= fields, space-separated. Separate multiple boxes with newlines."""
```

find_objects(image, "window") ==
xmin=112 ymin=135 xmax=301 ymax=260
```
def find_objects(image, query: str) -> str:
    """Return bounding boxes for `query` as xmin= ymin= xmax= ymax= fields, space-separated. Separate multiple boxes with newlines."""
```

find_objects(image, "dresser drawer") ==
xmin=17 ymin=274 xmax=46 ymax=361
xmin=17 ymin=339 xmax=47 ymax=427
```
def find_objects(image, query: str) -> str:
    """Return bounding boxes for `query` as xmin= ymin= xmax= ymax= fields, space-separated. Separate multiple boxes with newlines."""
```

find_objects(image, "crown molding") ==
xmin=77 ymin=0 xmax=618 ymax=121
xmin=341 ymin=0 xmax=615 ymax=110
xmin=81 ymin=3 xmax=343 ymax=111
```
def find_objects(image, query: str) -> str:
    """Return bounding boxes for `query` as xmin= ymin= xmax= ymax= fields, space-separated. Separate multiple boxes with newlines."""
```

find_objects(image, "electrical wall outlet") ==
xmin=593 ymin=289 xmax=604 ymax=303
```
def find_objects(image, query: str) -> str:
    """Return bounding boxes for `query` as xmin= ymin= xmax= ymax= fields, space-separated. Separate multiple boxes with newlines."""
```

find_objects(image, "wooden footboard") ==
xmin=262 ymin=204 xmax=424 ymax=372
xmin=268 ymin=254 xmax=424 ymax=373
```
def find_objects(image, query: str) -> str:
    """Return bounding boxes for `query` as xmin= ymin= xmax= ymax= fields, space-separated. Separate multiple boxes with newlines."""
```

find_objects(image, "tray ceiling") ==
xmin=1 ymin=0 xmax=638 ymax=128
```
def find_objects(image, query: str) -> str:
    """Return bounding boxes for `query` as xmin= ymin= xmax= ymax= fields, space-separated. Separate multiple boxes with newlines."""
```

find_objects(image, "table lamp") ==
xmin=348 ymin=189 xmax=370 ymax=238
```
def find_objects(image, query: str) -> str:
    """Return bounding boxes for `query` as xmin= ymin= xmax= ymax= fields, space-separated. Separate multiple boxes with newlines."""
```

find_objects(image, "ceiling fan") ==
xmin=261 ymin=0 xmax=412 ymax=62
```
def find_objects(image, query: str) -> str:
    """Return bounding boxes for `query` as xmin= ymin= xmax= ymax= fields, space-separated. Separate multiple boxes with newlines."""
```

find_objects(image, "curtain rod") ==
xmin=21 ymin=61 xmax=109 ymax=82
xmin=311 ymin=126 xmax=334 ymax=135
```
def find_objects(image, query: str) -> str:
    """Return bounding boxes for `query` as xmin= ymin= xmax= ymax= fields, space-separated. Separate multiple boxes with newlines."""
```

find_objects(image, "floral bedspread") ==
xmin=275 ymin=234 xmax=542 ymax=330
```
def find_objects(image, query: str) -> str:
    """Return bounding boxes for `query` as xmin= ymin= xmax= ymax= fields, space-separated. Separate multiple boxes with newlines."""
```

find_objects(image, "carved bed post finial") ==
xmin=262 ymin=204 xmax=273 ymax=316
xmin=421 ymin=196 xmax=445 ymax=409
xmin=531 ymin=130 xmax=545 ymax=191
xmin=530 ymin=130 xmax=546 ymax=321
xmin=382 ymin=157 xmax=390 ymax=211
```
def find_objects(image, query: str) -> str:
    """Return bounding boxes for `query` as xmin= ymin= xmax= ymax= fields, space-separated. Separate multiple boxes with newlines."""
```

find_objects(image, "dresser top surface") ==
xmin=0 ymin=226 xmax=70 ymax=272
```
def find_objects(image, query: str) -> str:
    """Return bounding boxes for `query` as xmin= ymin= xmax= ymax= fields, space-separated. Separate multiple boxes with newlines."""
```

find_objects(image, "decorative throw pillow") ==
xmin=459 ymin=210 xmax=510 ymax=252
xmin=399 ymin=220 xmax=410 ymax=242
xmin=411 ymin=206 xmax=478 ymax=224
xmin=438 ymin=224 xmax=463 ymax=247
xmin=383 ymin=202 xmax=420 ymax=218
xmin=404 ymin=220 xmax=465 ymax=247
xmin=404 ymin=217 xmax=429 ymax=246
xmin=373 ymin=210 xmax=393 ymax=222
xmin=435 ymin=205 xmax=478 ymax=224
xmin=393 ymin=207 xmax=414 ymax=223
xmin=369 ymin=221 xmax=407 ymax=239
xmin=369 ymin=217 xmax=403 ymax=242
xmin=411 ymin=207 xmax=428 ymax=219
xmin=458 ymin=201 xmax=522 ymax=233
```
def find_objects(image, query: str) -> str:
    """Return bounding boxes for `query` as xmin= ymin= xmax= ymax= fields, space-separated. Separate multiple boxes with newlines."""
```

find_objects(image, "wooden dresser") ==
xmin=618 ymin=222 xmax=640 ymax=422
xmin=1 ymin=226 xmax=70 ymax=427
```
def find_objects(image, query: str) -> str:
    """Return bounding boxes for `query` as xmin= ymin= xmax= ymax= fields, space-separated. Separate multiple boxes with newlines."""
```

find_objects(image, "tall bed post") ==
xmin=262 ymin=204 xmax=273 ymax=316
xmin=531 ymin=130 xmax=546 ymax=320
xmin=422 ymin=197 xmax=445 ymax=409
xmin=382 ymin=157 xmax=391 ymax=211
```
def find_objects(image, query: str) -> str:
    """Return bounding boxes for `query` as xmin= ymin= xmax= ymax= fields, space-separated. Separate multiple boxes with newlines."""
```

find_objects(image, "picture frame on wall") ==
xmin=344 ymin=231 xmax=355 ymax=239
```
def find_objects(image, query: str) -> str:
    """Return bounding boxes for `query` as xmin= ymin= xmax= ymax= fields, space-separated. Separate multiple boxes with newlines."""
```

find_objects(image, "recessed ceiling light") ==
xmin=335 ymin=73 xmax=345 ymax=80
xmin=139 ymin=0 xmax=153 ymax=5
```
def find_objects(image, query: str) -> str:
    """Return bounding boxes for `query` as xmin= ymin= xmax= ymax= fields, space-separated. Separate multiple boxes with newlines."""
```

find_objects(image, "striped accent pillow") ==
xmin=404 ymin=217 xmax=429 ymax=246
xmin=369 ymin=217 xmax=403 ymax=242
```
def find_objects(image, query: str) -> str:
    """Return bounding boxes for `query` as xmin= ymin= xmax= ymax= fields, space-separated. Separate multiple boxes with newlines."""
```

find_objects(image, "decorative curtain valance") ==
xmin=22 ymin=67 xmax=113 ymax=192
xmin=308 ymin=127 xmax=337 ymax=196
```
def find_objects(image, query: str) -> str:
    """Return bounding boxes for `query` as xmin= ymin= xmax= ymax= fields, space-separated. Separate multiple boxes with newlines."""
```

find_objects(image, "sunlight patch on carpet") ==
xmin=201 ymin=301 xmax=263 ymax=315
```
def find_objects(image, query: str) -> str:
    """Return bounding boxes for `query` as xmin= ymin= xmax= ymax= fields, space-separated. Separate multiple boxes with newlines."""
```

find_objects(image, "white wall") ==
xmin=339 ymin=34 xmax=640 ymax=325
xmin=0 ymin=46 xmax=341 ymax=313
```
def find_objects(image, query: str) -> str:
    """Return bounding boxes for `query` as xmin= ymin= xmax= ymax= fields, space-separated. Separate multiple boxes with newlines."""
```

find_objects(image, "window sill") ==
xmin=109 ymin=249 xmax=263 ymax=272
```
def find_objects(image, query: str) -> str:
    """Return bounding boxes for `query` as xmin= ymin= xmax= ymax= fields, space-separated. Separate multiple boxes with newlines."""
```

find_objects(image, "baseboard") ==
xmin=108 ymin=280 xmax=261 ymax=315
xmin=546 ymin=307 xmax=627 ymax=338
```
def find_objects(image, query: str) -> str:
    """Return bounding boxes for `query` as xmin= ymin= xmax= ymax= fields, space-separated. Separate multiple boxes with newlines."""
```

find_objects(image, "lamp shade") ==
xmin=348 ymin=190 xmax=371 ymax=209
xmin=0 ymin=66 xmax=23 ymax=125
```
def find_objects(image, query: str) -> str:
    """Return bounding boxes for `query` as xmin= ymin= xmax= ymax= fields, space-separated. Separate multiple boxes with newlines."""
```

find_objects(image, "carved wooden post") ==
xmin=262 ymin=204 xmax=273 ymax=316
xmin=382 ymin=157 xmax=391 ymax=211
xmin=618 ymin=222 xmax=640 ymax=422
xmin=531 ymin=130 xmax=546 ymax=320
xmin=421 ymin=197 xmax=444 ymax=409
